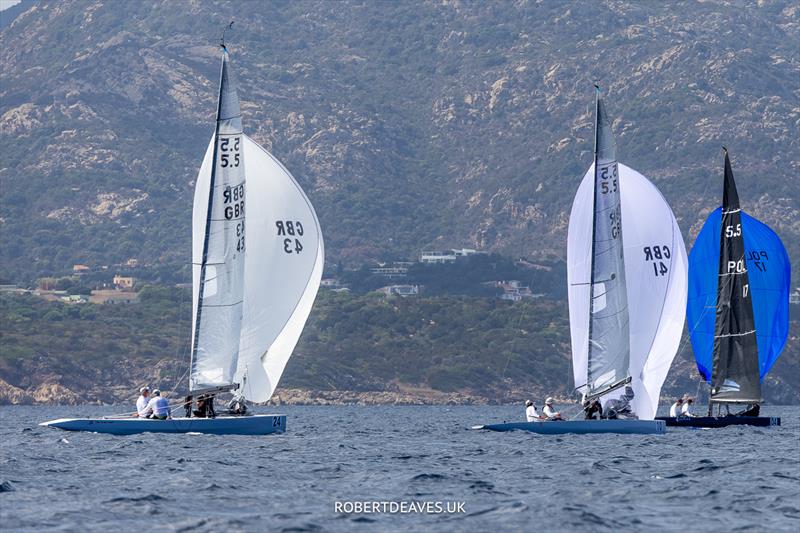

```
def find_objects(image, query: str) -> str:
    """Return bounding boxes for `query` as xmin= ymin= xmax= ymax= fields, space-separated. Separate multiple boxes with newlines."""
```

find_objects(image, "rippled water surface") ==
xmin=1 ymin=405 xmax=799 ymax=532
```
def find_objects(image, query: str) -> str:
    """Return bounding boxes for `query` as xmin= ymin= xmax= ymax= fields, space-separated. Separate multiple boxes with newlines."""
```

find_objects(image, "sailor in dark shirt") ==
xmin=584 ymin=399 xmax=603 ymax=420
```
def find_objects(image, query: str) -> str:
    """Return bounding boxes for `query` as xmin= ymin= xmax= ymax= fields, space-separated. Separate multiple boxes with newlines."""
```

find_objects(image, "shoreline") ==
xmin=0 ymin=378 xmax=576 ymax=406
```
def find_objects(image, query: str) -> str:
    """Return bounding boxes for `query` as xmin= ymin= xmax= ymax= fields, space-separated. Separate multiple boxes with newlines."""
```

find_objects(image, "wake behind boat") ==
xmin=42 ymin=30 xmax=323 ymax=436
xmin=474 ymin=87 xmax=685 ymax=436
xmin=658 ymin=149 xmax=789 ymax=429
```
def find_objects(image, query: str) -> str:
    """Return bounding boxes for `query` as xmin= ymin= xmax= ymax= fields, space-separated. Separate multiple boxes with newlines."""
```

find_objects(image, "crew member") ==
xmin=681 ymin=397 xmax=698 ymax=418
xmin=136 ymin=386 xmax=152 ymax=418
xmin=525 ymin=400 xmax=542 ymax=422
xmin=584 ymin=399 xmax=603 ymax=420
xmin=669 ymin=398 xmax=683 ymax=418
xmin=147 ymin=389 xmax=171 ymax=420
xmin=227 ymin=394 xmax=247 ymax=415
xmin=183 ymin=395 xmax=193 ymax=418
xmin=543 ymin=398 xmax=563 ymax=420
xmin=605 ymin=386 xmax=637 ymax=419
xmin=194 ymin=395 xmax=208 ymax=418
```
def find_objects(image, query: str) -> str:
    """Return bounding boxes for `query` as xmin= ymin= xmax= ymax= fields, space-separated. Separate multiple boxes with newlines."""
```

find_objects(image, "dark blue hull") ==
xmin=656 ymin=416 xmax=780 ymax=428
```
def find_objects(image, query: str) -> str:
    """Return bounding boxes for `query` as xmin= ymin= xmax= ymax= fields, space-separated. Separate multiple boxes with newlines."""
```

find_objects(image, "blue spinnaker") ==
xmin=687 ymin=208 xmax=790 ymax=381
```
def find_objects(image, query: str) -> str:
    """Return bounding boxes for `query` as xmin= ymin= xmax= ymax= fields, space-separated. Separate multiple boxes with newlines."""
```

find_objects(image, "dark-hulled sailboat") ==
xmin=659 ymin=149 xmax=789 ymax=428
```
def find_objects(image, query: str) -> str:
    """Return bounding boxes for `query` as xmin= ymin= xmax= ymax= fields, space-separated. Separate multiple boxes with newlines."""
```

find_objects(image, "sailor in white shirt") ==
xmin=669 ymin=398 xmax=683 ymax=418
xmin=146 ymin=389 xmax=171 ymax=420
xmin=543 ymin=398 xmax=563 ymax=420
xmin=525 ymin=400 xmax=542 ymax=422
xmin=136 ymin=387 xmax=152 ymax=418
xmin=681 ymin=397 xmax=698 ymax=418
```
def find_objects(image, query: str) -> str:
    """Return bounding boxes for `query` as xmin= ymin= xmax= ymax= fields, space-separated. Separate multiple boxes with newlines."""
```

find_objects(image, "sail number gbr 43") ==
xmin=276 ymin=219 xmax=306 ymax=254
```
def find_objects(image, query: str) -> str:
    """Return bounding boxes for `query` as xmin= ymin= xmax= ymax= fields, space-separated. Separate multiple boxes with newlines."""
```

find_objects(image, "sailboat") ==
xmin=475 ymin=87 xmax=686 ymax=435
xmin=658 ymin=149 xmax=788 ymax=428
xmin=42 ymin=34 xmax=324 ymax=436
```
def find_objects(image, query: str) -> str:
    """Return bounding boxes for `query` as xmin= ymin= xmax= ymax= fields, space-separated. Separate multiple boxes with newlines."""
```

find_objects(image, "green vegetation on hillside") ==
xmin=2 ymin=288 xmax=798 ymax=403
xmin=338 ymin=254 xmax=567 ymax=297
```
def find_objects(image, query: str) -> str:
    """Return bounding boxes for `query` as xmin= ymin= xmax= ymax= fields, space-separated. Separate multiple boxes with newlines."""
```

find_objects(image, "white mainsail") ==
xmin=191 ymin=43 xmax=323 ymax=402
xmin=569 ymin=163 xmax=688 ymax=420
xmin=235 ymin=135 xmax=324 ymax=403
xmin=190 ymin=47 xmax=246 ymax=391
xmin=582 ymin=93 xmax=631 ymax=397
xmin=568 ymin=90 xmax=688 ymax=420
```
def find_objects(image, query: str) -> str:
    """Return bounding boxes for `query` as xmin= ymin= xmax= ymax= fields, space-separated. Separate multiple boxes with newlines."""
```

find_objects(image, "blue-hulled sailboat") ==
xmin=42 ymin=30 xmax=323 ymax=436
xmin=475 ymin=87 xmax=687 ymax=436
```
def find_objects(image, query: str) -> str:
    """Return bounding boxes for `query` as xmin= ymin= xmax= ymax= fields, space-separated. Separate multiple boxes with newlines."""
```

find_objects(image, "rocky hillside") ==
xmin=1 ymin=0 xmax=798 ymax=283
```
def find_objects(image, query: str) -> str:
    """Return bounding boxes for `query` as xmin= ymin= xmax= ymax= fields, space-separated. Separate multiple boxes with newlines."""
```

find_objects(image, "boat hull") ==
xmin=40 ymin=414 xmax=286 ymax=435
xmin=656 ymin=416 xmax=780 ymax=428
xmin=472 ymin=419 xmax=665 ymax=435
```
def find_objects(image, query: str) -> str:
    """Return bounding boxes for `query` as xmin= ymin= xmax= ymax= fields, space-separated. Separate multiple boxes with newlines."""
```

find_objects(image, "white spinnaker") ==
xmin=235 ymin=135 xmax=324 ymax=403
xmin=569 ymin=163 xmax=687 ymax=420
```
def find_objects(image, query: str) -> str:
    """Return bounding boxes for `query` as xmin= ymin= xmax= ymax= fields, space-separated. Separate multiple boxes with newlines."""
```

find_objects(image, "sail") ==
xmin=687 ymin=154 xmax=790 ymax=400
xmin=234 ymin=135 xmax=324 ymax=403
xmin=569 ymin=163 xmax=688 ymax=419
xmin=576 ymin=92 xmax=631 ymax=397
xmin=190 ymin=48 xmax=246 ymax=391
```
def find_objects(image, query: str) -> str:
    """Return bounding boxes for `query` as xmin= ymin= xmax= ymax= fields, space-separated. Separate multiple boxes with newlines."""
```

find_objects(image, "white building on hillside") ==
xmin=419 ymin=248 xmax=484 ymax=264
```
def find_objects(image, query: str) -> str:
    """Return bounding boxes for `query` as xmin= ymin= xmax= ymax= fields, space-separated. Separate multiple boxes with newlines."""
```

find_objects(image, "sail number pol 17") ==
xmin=276 ymin=220 xmax=304 ymax=254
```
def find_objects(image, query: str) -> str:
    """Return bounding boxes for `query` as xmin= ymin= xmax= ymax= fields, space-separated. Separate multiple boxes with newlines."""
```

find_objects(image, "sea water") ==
xmin=1 ymin=405 xmax=798 ymax=532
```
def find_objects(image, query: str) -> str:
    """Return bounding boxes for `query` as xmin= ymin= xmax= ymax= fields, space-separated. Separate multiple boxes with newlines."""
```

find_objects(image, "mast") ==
xmin=585 ymin=85 xmax=631 ymax=400
xmin=707 ymin=148 xmax=761 ymax=414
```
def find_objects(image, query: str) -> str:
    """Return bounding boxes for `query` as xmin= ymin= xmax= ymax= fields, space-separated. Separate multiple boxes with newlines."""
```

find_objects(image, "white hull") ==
xmin=40 ymin=414 xmax=286 ymax=435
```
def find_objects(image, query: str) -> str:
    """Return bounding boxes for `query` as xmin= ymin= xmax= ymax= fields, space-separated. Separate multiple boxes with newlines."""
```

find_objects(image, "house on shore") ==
xmin=419 ymin=248 xmax=484 ymax=264
xmin=379 ymin=284 xmax=420 ymax=298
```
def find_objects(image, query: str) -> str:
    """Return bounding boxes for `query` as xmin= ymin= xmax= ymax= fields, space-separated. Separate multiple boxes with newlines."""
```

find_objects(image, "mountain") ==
xmin=1 ymin=0 xmax=798 ymax=284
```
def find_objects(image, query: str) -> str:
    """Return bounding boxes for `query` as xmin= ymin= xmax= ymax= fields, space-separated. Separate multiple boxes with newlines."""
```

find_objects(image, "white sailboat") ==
xmin=568 ymin=87 xmax=688 ymax=424
xmin=477 ymin=87 xmax=686 ymax=435
xmin=42 ymin=33 xmax=323 ymax=436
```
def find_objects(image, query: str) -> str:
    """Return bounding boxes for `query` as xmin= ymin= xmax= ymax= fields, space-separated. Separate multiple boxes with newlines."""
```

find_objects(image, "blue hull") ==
xmin=656 ymin=416 xmax=780 ymax=428
xmin=472 ymin=419 xmax=665 ymax=435
xmin=40 ymin=414 xmax=286 ymax=435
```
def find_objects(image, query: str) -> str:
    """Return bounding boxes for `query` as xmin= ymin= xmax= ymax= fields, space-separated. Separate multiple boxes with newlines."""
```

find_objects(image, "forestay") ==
xmin=569 ymin=164 xmax=688 ymax=420
xmin=234 ymin=135 xmax=324 ymax=403
xmin=190 ymin=48 xmax=246 ymax=391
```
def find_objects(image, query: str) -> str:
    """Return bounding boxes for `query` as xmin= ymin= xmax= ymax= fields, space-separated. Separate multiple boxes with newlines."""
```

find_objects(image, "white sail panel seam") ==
xmin=714 ymin=330 xmax=756 ymax=338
